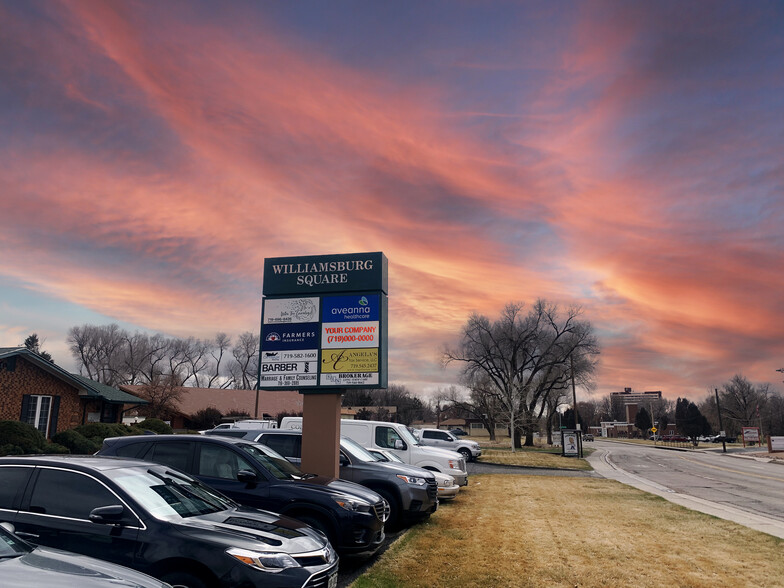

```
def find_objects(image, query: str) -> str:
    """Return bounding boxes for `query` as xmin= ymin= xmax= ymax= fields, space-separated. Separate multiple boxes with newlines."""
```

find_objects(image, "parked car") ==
xmin=712 ymin=435 xmax=737 ymax=443
xmin=583 ymin=434 xmax=594 ymax=442
xmin=280 ymin=417 xmax=468 ymax=486
xmin=244 ymin=430 xmax=438 ymax=529
xmin=365 ymin=448 xmax=460 ymax=501
xmin=449 ymin=428 xmax=468 ymax=437
xmin=0 ymin=521 xmax=170 ymax=588
xmin=98 ymin=434 xmax=387 ymax=556
xmin=662 ymin=435 xmax=689 ymax=442
xmin=412 ymin=428 xmax=482 ymax=462
xmin=0 ymin=456 xmax=338 ymax=588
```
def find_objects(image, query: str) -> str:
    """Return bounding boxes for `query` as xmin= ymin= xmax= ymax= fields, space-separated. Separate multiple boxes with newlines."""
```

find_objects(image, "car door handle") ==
xmin=15 ymin=531 xmax=39 ymax=539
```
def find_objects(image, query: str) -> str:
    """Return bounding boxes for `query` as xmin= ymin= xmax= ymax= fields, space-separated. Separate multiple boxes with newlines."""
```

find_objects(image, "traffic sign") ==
xmin=651 ymin=427 xmax=657 ymax=433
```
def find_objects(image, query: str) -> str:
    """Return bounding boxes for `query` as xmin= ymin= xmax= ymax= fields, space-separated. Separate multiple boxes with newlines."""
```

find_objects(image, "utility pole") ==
xmin=570 ymin=355 xmax=581 ymax=457
xmin=715 ymin=388 xmax=726 ymax=454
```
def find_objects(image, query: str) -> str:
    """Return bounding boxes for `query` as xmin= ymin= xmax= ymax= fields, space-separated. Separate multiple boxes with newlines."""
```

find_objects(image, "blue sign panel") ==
xmin=322 ymin=294 xmax=379 ymax=323
xmin=261 ymin=323 xmax=319 ymax=351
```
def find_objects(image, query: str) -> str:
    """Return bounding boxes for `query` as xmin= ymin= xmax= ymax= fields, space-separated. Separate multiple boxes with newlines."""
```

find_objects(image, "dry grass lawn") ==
xmin=479 ymin=448 xmax=592 ymax=470
xmin=351 ymin=475 xmax=784 ymax=588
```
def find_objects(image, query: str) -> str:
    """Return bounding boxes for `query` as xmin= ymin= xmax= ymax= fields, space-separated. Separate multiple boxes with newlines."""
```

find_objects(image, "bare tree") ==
xmin=720 ymin=374 xmax=770 ymax=434
xmin=135 ymin=374 xmax=184 ymax=421
xmin=207 ymin=333 xmax=231 ymax=388
xmin=447 ymin=377 xmax=502 ymax=441
xmin=443 ymin=300 xmax=599 ymax=450
xmin=230 ymin=332 xmax=259 ymax=390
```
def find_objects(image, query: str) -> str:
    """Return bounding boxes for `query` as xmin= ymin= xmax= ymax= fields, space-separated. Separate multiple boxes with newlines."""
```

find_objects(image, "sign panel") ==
xmin=321 ymin=348 xmax=379 ymax=373
xmin=264 ymin=297 xmax=319 ymax=324
xmin=742 ymin=427 xmax=760 ymax=442
xmin=320 ymin=372 xmax=380 ymax=386
xmin=322 ymin=321 xmax=380 ymax=348
xmin=262 ymin=324 xmax=319 ymax=351
xmin=263 ymin=252 xmax=387 ymax=296
xmin=259 ymin=252 xmax=387 ymax=390
xmin=322 ymin=294 xmax=379 ymax=322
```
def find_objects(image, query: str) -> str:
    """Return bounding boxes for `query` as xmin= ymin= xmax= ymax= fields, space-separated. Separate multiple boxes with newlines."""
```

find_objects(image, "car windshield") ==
xmin=380 ymin=450 xmax=404 ymax=464
xmin=340 ymin=437 xmax=378 ymax=463
xmin=398 ymin=426 xmax=421 ymax=447
xmin=236 ymin=442 xmax=311 ymax=480
xmin=0 ymin=526 xmax=30 ymax=558
xmin=109 ymin=467 xmax=235 ymax=521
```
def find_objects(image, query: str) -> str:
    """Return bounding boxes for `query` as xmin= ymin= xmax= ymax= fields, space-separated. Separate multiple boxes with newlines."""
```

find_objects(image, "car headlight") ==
xmin=396 ymin=474 xmax=426 ymax=486
xmin=226 ymin=547 xmax=300 ymax=573
xmin=448 ymin=459 xmax=459 ymax=469
xmin=332 ymin=495 xmax=372 ymax=513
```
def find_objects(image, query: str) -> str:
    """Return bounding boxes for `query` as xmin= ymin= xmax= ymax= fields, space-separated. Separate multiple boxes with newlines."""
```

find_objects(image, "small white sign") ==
xmin=770 ymin=436 xmax=784 ymax=452
xmin=261 ymin=373 xmax=318 ymax=387
xmin=264 ymin=297 xmax=320 ymax=324
xmin=320 ymin=372 xmax=379 ymax=386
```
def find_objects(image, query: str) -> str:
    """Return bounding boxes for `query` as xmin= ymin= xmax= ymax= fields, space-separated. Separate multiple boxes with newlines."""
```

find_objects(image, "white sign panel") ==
xmin=320 ymin=372 xmax=379 ymax=386
xmin=321 ymin=321 xmax=380 ymax=348
xmin=264 ymin=297 xmax=320 ymax=324
xmin=261 ymin=373 xmax=319 ymax=387
xmin=770 ymin=436 xmax=784 ymax=451
xmin=261 ymin=349 xmax=318 ymax=362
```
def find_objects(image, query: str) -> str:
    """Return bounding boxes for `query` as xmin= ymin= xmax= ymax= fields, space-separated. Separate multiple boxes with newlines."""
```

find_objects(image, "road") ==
xmin=588 ymin=440 xmax=784 ymax=538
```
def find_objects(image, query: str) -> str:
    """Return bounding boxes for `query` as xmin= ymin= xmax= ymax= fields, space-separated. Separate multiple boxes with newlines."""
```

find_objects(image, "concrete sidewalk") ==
xmin=587 ymin=445 xmax=784 ymax=539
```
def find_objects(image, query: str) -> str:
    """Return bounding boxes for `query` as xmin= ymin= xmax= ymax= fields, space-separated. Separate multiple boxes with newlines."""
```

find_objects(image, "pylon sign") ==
xmin=260 ymin=252 xmax=388 ymax=390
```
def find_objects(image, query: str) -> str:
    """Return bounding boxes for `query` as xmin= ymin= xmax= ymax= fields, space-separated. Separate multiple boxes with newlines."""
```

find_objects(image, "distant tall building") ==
xmin=610 ymin=388 xmax=662 ymax=405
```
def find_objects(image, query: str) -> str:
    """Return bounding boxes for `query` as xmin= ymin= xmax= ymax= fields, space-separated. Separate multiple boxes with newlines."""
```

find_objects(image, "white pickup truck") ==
xmin=280 ymin=417 xmax=468 ymax=486
xmin=413 ymin=428 xmax=482 ymax=461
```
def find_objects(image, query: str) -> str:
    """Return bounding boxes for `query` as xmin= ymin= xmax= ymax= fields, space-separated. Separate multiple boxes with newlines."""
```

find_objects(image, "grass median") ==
xmin=478 ymin=447 xmax=593 ymax=470
xmin=351 ymin=474 xmax=783 ymax=588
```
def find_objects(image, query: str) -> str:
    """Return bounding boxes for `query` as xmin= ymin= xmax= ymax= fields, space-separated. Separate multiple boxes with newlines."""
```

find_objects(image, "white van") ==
xmin=280 ymin=417 xmax=468 ymax=486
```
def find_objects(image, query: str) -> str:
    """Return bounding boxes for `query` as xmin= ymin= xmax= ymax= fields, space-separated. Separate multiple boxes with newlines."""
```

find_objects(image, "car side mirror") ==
xmin=394 ymin=440 xmax=406 ymax=451
xmin=0 ymin=522 xmax=15 ymax=534
xmin=237 ymin=469 xmax=258 ymax=484
xmin=89 ymin=504 xmax=125 ymax=524
xmin=339 ymin=454 xmax=350 ymax=467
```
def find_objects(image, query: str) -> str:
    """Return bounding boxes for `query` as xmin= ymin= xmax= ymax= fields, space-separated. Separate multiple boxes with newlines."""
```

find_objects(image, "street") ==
xmin=588 ymin=439 xmax=784 ymax=538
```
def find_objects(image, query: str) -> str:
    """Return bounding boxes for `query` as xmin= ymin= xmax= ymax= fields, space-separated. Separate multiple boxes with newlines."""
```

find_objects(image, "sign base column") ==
xmin=300 ymin=391 xmax=343 ymax=478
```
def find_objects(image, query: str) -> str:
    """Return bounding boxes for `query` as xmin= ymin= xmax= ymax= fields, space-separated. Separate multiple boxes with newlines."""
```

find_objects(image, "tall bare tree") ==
xmin=443 ymin=300 xmax=599 ymax=449
xmin=230 ymin=332 xmax=259 ymax=390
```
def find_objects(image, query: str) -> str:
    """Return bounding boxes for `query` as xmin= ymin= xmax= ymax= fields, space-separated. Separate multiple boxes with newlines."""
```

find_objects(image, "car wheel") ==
xmin=458 ymin=448 xmax=472 ymax=462
xmin=160 ymin=572 xmax=208 ymax=588
xmin=373 ymin=487 xmax=401 ymax=531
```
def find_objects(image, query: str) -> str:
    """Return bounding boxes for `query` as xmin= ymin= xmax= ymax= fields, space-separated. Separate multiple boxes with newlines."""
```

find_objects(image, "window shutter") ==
xmin=49 ymin=396 xmax=61 ymax=437
xmin=20 ymin=395 xmax=32 ymax=422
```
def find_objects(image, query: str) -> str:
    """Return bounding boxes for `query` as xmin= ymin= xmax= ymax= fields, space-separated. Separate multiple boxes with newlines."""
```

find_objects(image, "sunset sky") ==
xmin=2 ymin=1 xmax=782 ymax=402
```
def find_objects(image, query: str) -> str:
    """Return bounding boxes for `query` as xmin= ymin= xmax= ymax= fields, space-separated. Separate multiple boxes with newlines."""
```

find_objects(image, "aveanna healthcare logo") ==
xmin=358 ymin=296 xmax=368 ymax=306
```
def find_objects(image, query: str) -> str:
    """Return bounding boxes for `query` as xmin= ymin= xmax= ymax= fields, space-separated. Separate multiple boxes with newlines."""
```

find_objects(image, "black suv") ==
xmin=0 ymin=456 xmax=338 ymax=588
xmin=98 ymin=434 xmax=387 ymax=556
xmin=245 ymin=430 xmax=438 ymax=529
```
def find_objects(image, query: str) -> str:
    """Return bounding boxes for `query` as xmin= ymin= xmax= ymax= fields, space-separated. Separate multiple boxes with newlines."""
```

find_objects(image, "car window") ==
xmin=112 ymin=441 xmax=150 ymax=459
xmin=340 ymin=437 xmax=378 ymax=463
xmin=236 ymin=442 xmax=305 ymax=480
xmin=376 ymin=426 xmax=404 ymax=449
xmin=0 ymin=524 xmax=31 ymax=556
xmin=196 ymin=445 xmax=254 ymax=480
xmin=422 ymin=431 xmax=436 ymax=439
xmin=28 ymin=469 xmax=119 ymax=520
xmin=0 ymin=466 xmax=32 ymax=510
xmin=146 ymin=442 xmax=191 ymax=472
xmin=258 ymin=434 xmax=300 ymax=458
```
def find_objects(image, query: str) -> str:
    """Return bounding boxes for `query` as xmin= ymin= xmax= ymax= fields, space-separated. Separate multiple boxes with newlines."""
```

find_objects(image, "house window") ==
xmin=23 ymin=396 xmax=52 ymax=437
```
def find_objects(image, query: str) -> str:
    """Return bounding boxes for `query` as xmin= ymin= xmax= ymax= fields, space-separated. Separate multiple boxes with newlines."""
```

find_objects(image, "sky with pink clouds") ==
xmin=2 ymin=0 xmax=783 ymax=402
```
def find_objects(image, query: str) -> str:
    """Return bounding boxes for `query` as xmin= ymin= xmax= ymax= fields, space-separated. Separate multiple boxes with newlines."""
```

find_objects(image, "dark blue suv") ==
xmin=98 ymin=434 xmax=388 ymax=556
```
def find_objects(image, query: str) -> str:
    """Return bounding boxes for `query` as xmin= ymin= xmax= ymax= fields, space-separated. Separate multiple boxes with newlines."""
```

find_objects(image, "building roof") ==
xmin=0 ymin=347 xmax=147 ymax=405
xmin=120 ymin=385 xmax=303 ymax=418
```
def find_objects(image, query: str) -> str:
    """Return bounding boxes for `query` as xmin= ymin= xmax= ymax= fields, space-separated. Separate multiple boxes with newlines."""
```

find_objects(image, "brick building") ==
xmin=0 ymin=347 xmax=147 ymax=439
xmin=120 ymin=385 xmax=304 ymax=430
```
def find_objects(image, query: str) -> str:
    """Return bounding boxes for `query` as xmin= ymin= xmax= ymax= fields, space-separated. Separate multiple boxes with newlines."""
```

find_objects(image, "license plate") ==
xmin=328 ymin=572 xmax=338 ymax=588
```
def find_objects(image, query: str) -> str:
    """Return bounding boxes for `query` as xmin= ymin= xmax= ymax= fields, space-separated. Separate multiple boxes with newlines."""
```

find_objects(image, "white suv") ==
xmin=414 ymin=428 xmax=482 ymax=461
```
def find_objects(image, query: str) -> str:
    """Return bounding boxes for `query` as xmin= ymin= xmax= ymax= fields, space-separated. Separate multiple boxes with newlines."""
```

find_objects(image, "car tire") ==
xmin=373 ymin=487 xmax=401 ymax=531
xmin=458 ymin=448 xmax=472 ymax=462
xmin=160 ymin=571 xmax=208 ymax=588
